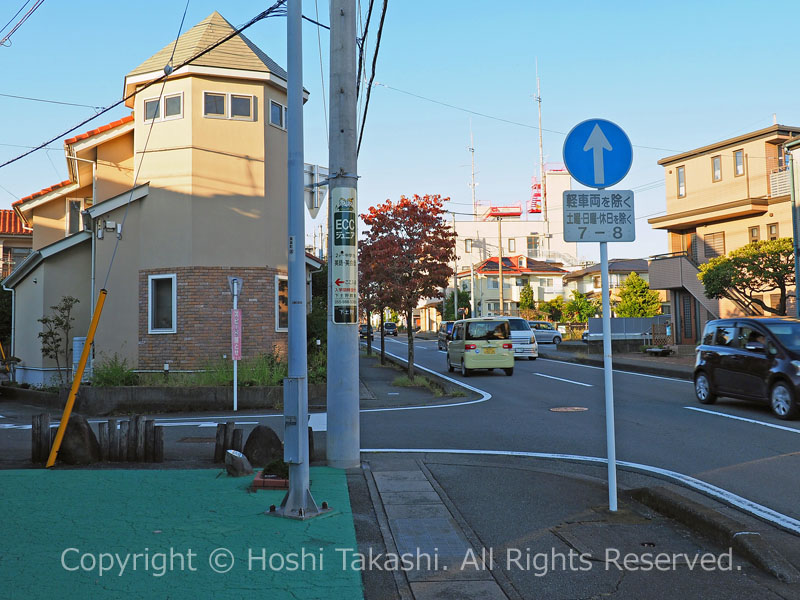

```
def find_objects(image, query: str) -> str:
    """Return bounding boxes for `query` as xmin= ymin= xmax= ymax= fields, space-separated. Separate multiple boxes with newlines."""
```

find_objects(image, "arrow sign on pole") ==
xmin=563 ymin=119 xmax=632 ymax=189
xmin=583 ymin=124 xmax=612 ymax=186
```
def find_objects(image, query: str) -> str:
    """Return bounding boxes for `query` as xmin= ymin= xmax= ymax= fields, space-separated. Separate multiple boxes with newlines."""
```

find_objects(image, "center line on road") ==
xmin=535 ymin=373 xmax=593 ymax=387
xmin=685 ymin=406 xmax=800 ymax=434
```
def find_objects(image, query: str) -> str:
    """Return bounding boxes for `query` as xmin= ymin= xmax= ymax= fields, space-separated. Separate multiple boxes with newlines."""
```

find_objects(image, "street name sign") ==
xmin=331 ymin=187 xmax=358 ymax=324
xmin=563 ymin=190 xmax=635 ymax=242
xmin=563 ymin=119 xmax=632 ymax=188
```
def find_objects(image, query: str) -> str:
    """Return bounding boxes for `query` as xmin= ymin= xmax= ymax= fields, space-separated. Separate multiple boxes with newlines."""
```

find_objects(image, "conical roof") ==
xmin=127 ymin=12 xmax=287 ymax=80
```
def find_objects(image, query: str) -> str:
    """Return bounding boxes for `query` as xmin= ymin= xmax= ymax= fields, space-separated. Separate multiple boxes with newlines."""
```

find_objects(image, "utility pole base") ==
xmin=267 ymin=488 xmax=330 ymax=521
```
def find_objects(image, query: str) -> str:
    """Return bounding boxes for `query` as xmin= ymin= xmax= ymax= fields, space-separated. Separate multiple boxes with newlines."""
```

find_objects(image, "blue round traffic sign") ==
xmin=562 ymin=119 xmax=632 ymax=189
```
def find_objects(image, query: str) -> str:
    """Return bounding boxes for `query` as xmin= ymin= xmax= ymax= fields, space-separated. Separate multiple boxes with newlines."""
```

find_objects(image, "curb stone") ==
xmin=630 ymin=486 xmax=800 ymax=583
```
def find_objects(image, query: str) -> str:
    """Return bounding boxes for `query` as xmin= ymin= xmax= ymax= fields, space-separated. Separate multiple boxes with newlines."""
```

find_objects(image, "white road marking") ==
xmin=535 ymin=373 xmax=593 ymax=387
xmin=361 ymin=448 xmax=800 ymax=535
xmin=685 ymin=407 xmax=800 ymax=434
xmin=538 ymin=358 xmax=691 ymax=383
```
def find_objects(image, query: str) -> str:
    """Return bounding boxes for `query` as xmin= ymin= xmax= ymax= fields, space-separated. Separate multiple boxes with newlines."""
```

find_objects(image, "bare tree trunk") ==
xmin=366 ymin=311 xmax=372 ymax=356
xmin=406 ymin=309 xmax=415 ymax=380
xmin=380 ymin=310 xmax=386 ymax=365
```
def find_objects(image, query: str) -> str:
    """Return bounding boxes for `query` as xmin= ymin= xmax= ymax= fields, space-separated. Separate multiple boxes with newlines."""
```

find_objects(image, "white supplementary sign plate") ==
xmin=563 ymin=190 xmax=635 ymax=243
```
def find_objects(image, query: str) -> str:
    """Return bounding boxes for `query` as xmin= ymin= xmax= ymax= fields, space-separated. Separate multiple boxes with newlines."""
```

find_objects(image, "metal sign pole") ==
xmin=233 ymin=283 xmax=238 ymax=412
xmin=599 ymin=241 xmax=618 ymax=511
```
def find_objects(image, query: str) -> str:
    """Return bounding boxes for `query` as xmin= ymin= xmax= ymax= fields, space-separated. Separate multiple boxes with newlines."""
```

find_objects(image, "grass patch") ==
xmin=392 ymin=374 xmax=458 ymax=398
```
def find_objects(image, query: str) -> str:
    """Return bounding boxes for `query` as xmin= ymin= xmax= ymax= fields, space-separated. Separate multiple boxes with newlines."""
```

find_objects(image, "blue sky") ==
xmin=2 ymin=1 xmax=799 ymax=262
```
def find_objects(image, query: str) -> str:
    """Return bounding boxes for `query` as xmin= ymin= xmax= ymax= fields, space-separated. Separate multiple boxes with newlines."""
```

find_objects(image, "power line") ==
xmin=357 ymin=0 xmax=388 ymax=156
xmin=356 ymin=0 xmax=375 ymax=99
xmin=0 ymin=92 xmax=104 ymax=110
xmin=302 ymin=14 xmax=329 ymax=30
xmin=0 ymin=1 xmax=31 ymax=37
xmin=0 ymin=0 xmax=44 ymax=47
xmin=313 ymin=0 xmax=328 ymax=146
xmin=371 ymin=82 xmax=683 ymax=154
xmin=0 ymin=0 xmax=288 ymax=171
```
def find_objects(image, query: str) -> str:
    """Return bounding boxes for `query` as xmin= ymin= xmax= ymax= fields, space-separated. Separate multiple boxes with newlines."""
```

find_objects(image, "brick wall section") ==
xmin=138 ymin=266 xmax=288 ymax=370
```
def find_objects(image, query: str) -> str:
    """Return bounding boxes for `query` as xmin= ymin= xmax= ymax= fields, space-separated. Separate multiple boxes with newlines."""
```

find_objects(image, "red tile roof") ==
xmin=64 ymin=114 xmax=134 ymax=145
xmin=460 ymin=255 xmax=567 ymax=276
xmin=14 ymin=180 xmax=72 ymax=206
xmin=0 ymin=209 xmax=30 ymax=234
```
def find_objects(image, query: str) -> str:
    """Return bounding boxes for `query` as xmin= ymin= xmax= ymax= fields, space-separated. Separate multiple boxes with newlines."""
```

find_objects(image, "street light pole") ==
xmin=786 ymin=144 xmax=800 ymax=317
xmin=498 ymin=217 xmax=504 ymax=316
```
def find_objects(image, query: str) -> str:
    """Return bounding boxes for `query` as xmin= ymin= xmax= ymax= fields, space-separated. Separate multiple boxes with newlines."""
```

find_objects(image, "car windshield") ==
xmin=764 ymin=323 xmax=800 ymax=350
xmin=532 ymin=322 xmax=554 ymax=330
xmin=507 ymin=319 xmax=531 ymax=331
xmin=466 ymin=321 xmax=510 ymax=340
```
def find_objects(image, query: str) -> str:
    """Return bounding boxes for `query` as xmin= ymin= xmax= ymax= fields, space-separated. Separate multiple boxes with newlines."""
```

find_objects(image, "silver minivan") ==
xmin=528 ymin=321 xmax=562 ymax=345
xmin=506 ymin=317 xmax=538 ymax=360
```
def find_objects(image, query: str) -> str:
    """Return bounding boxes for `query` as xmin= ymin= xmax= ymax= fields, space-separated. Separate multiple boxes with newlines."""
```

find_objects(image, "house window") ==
xmin=508 ymin=238 xmax=515 ymax=252
xmin=66 ymin=199 xmax=85 ymax=235
xmin=704 ymin=232 xmax=725 ymax=259
xmin=519 ymin=257 xmax=526 ymax=269
xmin=231 ymin=95 xmax=253 ymax=120
xmin=464 ymin=239 xmax=472 ymax=253
xmin=749 ymin=226 xmax=760 ymax=243
xmin=461 ymin=282 xmax=469 ymax=291
xmin=711 ymin=155 xmax=721 ymax=182
xmin=540 ymin=277 xmax=553 ymax=287
xmin=487 ymin=277 xmax=498 ymax=290
xmin=270 ymin=100 xmax=286 ymax=129
xmin=767 ymin=223 xmax=779 ymax=240
xmin=148 ymin=274 xmax=177 ymax=334
xmin=677 ymin=166 xmax=686 ymax=197
xmin=593 ymin=275 xmax=601 ymax=288
xmin=204 ymin=92 xmax=226 ymax=117
xmin=144 ymin=99 xmax=160 ymax=121
xmin=276 ymin=275 xmax=288 ymax=331
xmin=734 ymin=150 xmax=744 ymax=176
xmin=527 ymin=236 xmax=540 ymax=254
xmin=164 ymin=93 xmax=183 ymax=119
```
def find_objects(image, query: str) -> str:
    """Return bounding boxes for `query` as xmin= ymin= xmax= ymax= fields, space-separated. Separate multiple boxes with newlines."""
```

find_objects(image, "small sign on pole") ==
xmin=331 ymin=187 xmax=358 ymax=324
xmin=562 ymin=118 xmax=635 ymax=513
xmin=231 ymin=309 xmax=242 ymax=361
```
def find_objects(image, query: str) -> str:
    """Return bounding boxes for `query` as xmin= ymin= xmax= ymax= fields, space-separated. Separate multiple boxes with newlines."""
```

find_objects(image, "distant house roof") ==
xmin=2 ymin=231 xmax=91 ymax=289
xmin=64 ymin=114 xmax=134 ymax=145
xmin=13 ymin=180 xmax=72 ymax=207
xmin=563 ymin=258 xmax=649 ymax=282
xmin=462 ymin=256 xmax=567 ymax=277
xmin=0 ymin=209 xmax=30 ymax=235
xmin=127 ymin=12 xmax=288 ymax=80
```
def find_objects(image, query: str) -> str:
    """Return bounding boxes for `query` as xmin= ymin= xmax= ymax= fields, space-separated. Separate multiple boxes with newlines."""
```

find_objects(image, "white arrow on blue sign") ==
xmin=562 ymin=119 xmax=633 ymax=189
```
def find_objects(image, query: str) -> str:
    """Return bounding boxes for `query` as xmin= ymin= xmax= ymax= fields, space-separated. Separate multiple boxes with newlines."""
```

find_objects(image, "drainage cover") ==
xmin=550 ymin=406 xmax=588 ymax=412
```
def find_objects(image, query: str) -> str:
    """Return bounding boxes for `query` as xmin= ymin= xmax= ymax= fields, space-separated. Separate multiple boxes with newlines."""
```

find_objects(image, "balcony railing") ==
xmin=770 ymin=167 xmax=791 ymax=198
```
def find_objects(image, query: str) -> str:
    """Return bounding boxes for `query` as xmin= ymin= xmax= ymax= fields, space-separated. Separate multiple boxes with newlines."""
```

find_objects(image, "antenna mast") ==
xmin=535 ymin=60 xmax=549 ymax=250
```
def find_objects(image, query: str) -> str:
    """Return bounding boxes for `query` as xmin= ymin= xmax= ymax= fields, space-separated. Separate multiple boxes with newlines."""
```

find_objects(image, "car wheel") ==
xmin=529 ymin=356 xmax=536 ymax=361
xmin=447 ymin=353 xmax=454 ymax=372
xmin=504 ymin=366 xmax=514 ymax=376
xmin=694 ymin=372 xmax=716 ymax=404
xmin=770 ymin=381 xmax=799 ymax=420
xmin=553 ymin=336 xmax=561 ymax=345
xmin=461 ymin=359 xmax=470 ymax=377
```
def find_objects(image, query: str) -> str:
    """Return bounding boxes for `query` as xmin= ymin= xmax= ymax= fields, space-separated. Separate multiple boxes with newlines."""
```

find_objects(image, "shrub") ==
xmin=92 ymin=354 xmax=139 ymax=387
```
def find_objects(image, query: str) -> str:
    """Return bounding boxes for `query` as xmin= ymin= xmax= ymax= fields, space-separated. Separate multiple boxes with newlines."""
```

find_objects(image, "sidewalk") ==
xmin=538 ymin=346 xmax=695 ymax=380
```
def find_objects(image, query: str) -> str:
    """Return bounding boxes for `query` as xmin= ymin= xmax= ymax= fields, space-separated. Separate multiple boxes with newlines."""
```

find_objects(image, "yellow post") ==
xmin=46 ymin=289 xmax=108 ymax=468
xmin=0 ymin=339 xmax=8 ymax=373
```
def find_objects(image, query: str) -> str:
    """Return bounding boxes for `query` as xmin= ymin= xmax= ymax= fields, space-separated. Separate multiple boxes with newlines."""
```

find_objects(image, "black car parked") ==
xmin=437 ymin=321 xmax=455 ymax=350
xmin=694 ymin=317 xmax=800 ymax=420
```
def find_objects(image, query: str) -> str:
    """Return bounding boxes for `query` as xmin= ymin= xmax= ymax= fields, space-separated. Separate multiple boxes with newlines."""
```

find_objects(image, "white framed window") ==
xmin=163 ymin=92 xmax=183 ymax=120
xmin=519 ymin=256 xmax=526 ymax=269
xmin=204 ymin=92 xmax=226 ymax=118
xmin=677 ymin=166 xmax=686 ymax=198
xmin=148 ymin=274 xmax=177 ymax=334
xmin=143 ymin=93 xmax=183 ymax=122
xmin=734 ymin=149 xmax=744 ymax=176
xmin=711 ymin=155 xmax=721 ymax=182
xmin=144 ymin=98 xmax=160 ymax=121
xmin=275 ymin=275 xmax=288 ymax=331
xmin=464 ymin=239 xmax=472 ymax=253
xmin=488 ymin=277 xmax=498 ymax=290
xmin=270 ymin=100 xmax=286 ymax=129
xmin=508 ymin=238 xmax=515 ymax=252
xmin=66 ymin=198 xmax=88 ymax=235
xmin=231 ymin=94 xmax=253 ymax=120
xmin=204 ymin=91 xmax=256 ymax=121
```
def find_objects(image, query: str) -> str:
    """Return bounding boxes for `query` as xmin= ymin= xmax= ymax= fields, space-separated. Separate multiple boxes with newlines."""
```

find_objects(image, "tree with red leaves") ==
xmin=359 ymin=235 xmax=395 ymax=360
xmin=360 ymin=194 xmax=456 ymax=378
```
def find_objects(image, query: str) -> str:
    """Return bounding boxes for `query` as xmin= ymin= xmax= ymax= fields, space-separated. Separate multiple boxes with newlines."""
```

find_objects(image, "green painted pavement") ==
xmin=0 ymin=467 xmax=363 ymax=600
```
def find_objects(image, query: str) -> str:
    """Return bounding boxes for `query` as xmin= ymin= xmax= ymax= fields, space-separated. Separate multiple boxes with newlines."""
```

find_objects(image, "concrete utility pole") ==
xmin=469 ymin=126 xmax=477 ymax=218
xmin=452 ymin=213 xmax=458 ymax=319
xmin=276 ymin=0 xmax=320 ymax=518
xmin=786 ymin=145 xmax=800 ymax=317
xmin=497 ymin=218 xmax=504 ymax=316
xmin=327 ymin=0 xmax=360 ymax=469
xmin=470 ymin=263 xmax=476 ymax=317
xmin=534 ymin=60 xmax=550 ymax=252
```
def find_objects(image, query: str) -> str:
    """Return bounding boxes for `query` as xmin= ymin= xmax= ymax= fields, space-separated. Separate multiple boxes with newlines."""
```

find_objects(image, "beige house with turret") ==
xmin=5 ymin=12 xmax=320 ymax=385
